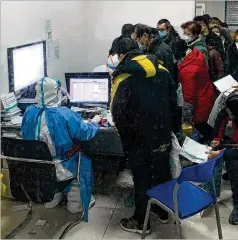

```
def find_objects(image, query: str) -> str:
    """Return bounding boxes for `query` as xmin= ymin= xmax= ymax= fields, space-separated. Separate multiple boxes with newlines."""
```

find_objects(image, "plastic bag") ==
xmin=170 ymin=132 xmax=182 ymax=178
xmin=177 ymin=83 xmax=184 ymax=107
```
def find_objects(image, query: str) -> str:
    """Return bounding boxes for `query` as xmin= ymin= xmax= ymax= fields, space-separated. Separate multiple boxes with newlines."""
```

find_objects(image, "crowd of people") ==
xmin=108 ymin=14 xmax=238 ymax=234
xmin=20 ymin=13 xmax=238 ymax=237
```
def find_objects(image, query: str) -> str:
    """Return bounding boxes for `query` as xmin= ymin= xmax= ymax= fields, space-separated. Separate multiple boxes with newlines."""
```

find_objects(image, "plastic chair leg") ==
xmin=214 ymin=202 xmax=223 ymax=239
xmin=141 ymin=199 xmax=152 ymax=239
xmin=175 ymin=216 xmax=181 ymax=238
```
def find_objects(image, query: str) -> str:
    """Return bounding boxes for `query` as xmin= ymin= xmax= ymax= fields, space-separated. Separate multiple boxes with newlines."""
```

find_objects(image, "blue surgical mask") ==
xmin=159 ymin=31 xmax=166 ymax=38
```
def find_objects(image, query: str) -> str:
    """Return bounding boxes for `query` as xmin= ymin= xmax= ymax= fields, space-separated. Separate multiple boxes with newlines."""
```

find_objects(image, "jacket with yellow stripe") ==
xmin=111 ymin=50 xmax=178 ymax=148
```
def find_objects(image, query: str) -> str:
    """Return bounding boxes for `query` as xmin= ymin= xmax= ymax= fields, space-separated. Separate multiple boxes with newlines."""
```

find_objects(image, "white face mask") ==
xmin=182 ymin=35 xmax=192 ymax=43
xmin=214 ymin=32 xmax=221 ymax=37
xmin=107 ymin=54 xmax=119 ymax=74
xmin=236 ymin=42 xmax=238 ymax=50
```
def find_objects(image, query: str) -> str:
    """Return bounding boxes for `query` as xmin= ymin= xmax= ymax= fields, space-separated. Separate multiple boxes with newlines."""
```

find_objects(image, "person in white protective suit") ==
xmin=92 ymin=54 xmax=120 ymax=73
xmin=21 ymin=77 xmax=100 ymax=218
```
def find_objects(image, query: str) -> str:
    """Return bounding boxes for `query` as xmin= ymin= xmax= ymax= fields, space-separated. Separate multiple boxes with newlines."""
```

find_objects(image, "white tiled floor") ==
xmin=65 ymin=174 xmax=238 ymax=240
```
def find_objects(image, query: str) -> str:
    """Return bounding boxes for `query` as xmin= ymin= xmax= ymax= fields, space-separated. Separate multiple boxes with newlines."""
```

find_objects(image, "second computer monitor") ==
xmin=65 ymin=72 xmax=111 ymax=107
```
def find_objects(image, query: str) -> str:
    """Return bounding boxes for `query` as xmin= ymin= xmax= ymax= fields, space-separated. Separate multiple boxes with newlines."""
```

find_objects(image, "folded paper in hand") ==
xmin=181 ymin=137 xmax=212 ymax=164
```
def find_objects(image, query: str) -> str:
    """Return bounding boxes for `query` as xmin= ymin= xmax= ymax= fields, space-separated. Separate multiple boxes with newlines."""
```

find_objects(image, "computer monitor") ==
xmin=65 ymin=72 xmax=110 ymax=107
xmin=8 ymin=41 xmax=47 ymax=93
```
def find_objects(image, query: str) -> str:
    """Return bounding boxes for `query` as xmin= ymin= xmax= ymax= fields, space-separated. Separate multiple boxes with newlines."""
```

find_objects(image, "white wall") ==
xmin=196 ymin=1 xmax=225 ymax=21
xmin=0 ymin=1 xmax=195 ymax=95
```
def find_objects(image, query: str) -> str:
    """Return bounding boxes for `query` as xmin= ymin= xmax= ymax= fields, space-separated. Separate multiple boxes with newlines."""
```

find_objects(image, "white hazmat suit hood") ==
xmin=35 ymin=77 xmax=69 ymax=108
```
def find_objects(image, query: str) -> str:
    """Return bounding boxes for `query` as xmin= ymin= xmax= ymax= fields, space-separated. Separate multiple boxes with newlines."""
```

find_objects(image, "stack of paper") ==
xmin=1 ymin=92 xmax=22 ymax=124
xmin=1 ymin=108 xmax=21 ymax=122
xmin=181 ymin=137 xmax=212 ymax=164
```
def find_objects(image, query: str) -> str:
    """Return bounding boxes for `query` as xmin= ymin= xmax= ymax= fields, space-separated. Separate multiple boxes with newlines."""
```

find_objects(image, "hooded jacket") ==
xmin=111 ymin=50 xmax=178 ymax=148
xmin=188 ymin=37 xmax=209 ymax=66
xmin=178 ymin=48 xmax=216 ymax=124
xmin=22 ymin=77 xmax=99 ymax=220
xmin=147 ymin=36 xmax=174 ymax=78
xmin=208 ymin=46 xmax=225 ymax=82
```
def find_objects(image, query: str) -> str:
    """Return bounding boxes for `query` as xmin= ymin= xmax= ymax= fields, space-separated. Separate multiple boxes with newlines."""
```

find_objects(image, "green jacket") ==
xmin=188 ymin=37 xmax=209 ymax=66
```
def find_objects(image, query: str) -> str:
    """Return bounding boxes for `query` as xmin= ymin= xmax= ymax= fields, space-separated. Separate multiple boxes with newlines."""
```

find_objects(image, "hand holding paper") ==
xmin=181 ymin=137 xmax=212 ymax=163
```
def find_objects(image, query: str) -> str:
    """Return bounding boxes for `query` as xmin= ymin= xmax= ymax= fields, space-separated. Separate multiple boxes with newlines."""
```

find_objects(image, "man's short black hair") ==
xmin=121 ymin=24 xmax=134 ymax=37
xmin=134 ymin=24 xmax=151 ymax=39
xmin=221 ymin=22 xmax=229 ymax=28
xmin=211 ymin=17 xmax=222 ymax=26
xmin=203 ymin=14 xmax=211 ymax=23
xmin=150 ymin=28 xmax=159 ymax=39
xmin=193 ymin=15 xmax=209 ymax=26
xmin=118 ymin=38 xmax=138 ymax=55
xmin=157 ymin=19 xmax=171 ymax=28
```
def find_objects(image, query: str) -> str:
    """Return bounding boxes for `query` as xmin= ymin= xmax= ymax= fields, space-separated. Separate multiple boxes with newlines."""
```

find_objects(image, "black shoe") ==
xmin=150 ymin=206 xmax=169 ymax=224
xmin=120 ymin=217 xmax=151 ymax=235
xmin=229 ymin=207 xmax=238 ymax=225
xmin=222 ymin=172 xmax=229 ymax=181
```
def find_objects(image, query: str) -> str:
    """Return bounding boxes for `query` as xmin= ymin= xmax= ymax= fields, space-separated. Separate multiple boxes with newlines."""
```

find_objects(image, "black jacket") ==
xmin=162 ymin=32 xmax=187 ymax=85
xmin=147 ymin=36 xmax=174 ymax=77
xmin=205 ymin=32 xmax=225 ymax=59
xmin=162 ymin=31 xmax=187 ymax=62
xmin=111 ymin=50 xmax=178 ymax=149
xmin=228 ymin=42 xmax=238 ymax=80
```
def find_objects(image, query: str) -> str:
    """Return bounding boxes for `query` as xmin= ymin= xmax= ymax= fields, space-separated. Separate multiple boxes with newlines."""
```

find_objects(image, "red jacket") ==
xmin=178 ymin=49 xmax=216 ymax=124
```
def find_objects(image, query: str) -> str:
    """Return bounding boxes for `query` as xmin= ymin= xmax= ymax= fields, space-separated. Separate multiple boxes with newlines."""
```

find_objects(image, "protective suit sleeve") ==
xmin=66 ymin=110 xmax=100 ymax=141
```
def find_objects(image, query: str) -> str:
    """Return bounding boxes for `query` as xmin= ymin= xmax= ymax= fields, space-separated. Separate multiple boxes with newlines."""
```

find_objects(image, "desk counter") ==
xmin=1 ymin=124 xmax=124 ymax=156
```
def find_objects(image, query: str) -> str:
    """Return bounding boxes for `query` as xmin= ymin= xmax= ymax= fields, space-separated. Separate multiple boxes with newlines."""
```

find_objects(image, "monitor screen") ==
xmin=65 ymin=72 xmax=110 ymax=106
xmin=70 ymin=78 xmax=109 ymax=103
xmin=8 ymin=41 xmax=47 ymax=92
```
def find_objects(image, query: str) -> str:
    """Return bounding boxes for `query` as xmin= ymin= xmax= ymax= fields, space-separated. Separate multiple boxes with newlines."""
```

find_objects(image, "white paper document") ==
xmin=214 ymin=75 xmax=238 ymax=94
xmin=11 ymin=115 xmax=23 ymax=125
xmin=1 ymin=92 xmax=18 ymax=111
xmin=181 ymin=137 xmax=212 ymax=164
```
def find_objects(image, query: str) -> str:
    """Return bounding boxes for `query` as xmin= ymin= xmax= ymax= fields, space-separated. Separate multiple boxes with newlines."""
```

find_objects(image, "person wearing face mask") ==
xmin=111 ymin=38 xmax=178 ymax=234
xmin=157 ymin=19 xmax=187 ymax=85
xmin=194 ymin=16 xmax=225 ymax=60
xmin=133 ymin=24 xmax=175 ymax=82
xmin=157 ymin=19 xmax=187 ymax=62
xmin=228 ymin=30 xmax=238 ymax=80
xmin=210 ymin=18 xmax=232 ymax=73
xmin=203 ymin=25 xmax=225 ymax=82
xmin=92 ymin=54 xmax=120 ymax=74
xmin=177 ymin=29 xmax=217 ymax=143
xmin=181 ymin=21 xmax=209 ymax=66
xmin=21 ymin=77 xmax=100 ymax=217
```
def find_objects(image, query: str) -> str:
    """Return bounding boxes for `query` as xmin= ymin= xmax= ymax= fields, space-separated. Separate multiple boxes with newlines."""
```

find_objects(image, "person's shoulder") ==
xmin=24 ymin=105 xmax=39 ymax=114
xmin=56 ymin=106 xmax=73 ymax=114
